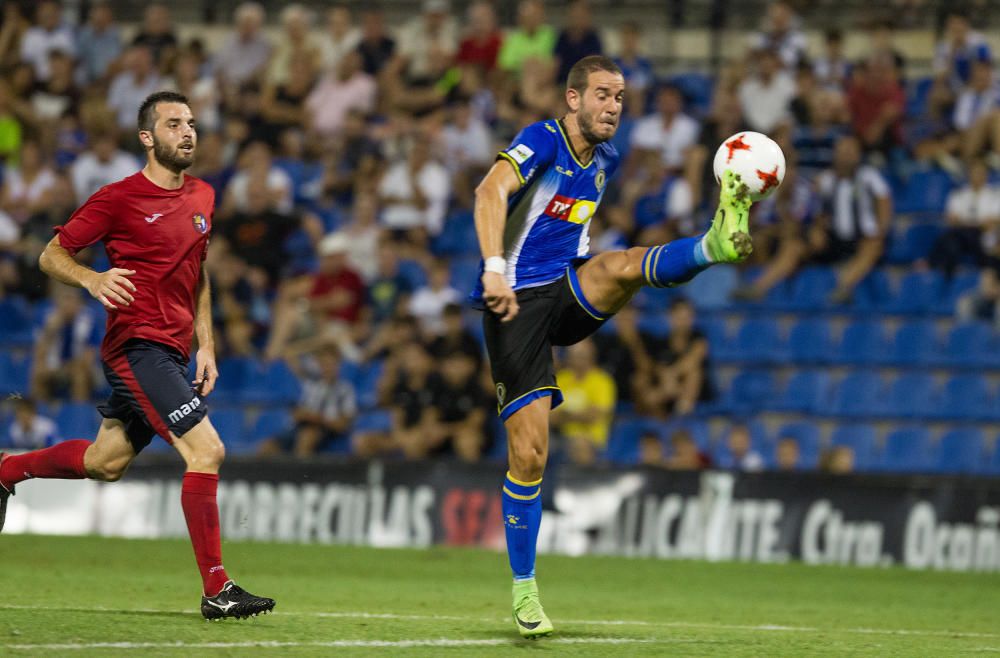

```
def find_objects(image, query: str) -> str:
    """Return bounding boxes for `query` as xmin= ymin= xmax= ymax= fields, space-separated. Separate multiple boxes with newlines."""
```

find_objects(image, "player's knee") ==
xmin=509 ymin=433 xmax=547 ymax=479
xmin=90 ymin=456 xmax=130 ymax=482
xmin=597 ymin=248 xmax=646 ymax=286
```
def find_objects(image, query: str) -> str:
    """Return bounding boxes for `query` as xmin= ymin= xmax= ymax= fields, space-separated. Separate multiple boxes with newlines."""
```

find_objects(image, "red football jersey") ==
xmin=55 ymin=171 xmax=214 ymax=360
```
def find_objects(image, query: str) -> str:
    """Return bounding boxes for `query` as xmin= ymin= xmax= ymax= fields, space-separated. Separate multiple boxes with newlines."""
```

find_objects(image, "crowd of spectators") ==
xmin=0 ymin=0 xmax=995 ymax=469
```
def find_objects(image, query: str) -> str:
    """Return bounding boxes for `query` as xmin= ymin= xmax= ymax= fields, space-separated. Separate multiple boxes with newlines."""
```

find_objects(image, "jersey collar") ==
xmin=556 ymin=118 xmax=594 ymax=169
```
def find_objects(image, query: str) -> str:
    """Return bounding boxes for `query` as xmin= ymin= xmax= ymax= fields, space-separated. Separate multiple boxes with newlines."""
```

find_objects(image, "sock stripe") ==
xmin=651 ymin=245 xmax=666 ymax=287
xmin=503 ymin=486 xmax=541 ymax=501
xmin=506 ymin=472 xmax=542 ymax=487
xmin=642 ymin=247 xmax=654 ymax=286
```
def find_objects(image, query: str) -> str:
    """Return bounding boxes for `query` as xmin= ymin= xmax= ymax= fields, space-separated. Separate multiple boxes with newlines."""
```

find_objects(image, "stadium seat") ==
xmin=606 ymin=417 xmax=650 ymax=465
xmin=774 ymin=421 xmax=821 ymax=469
xmin=933 ymin=321 xmax=991 ymax=368
xmin=670 ymin=73 xmax=714 ymax=114
xmin=0 ymin=351 xmax=30 ymax=396
xmin=852 ymin=269 xmax=893 ymax=312
xmin=397 ymin=259 xmax=428 ymax=289
xmin=884 ymin=271 xmax=945 ymax=315
xmin=830 ymin=424 xmax=878 ymax=471
xmin=827 ymin=371 xmax=883 ymax=419
xmin=988 ymin=435 xmax=1000 ymax=475
xmin=249 ymin=408 xmax=293 ymax=443
xmin=878 ymin=427 xmax=932 ymax=473
xmin=211 ymin=408 xmax=248 ymax=448
xmin=0 ymin=297 xmax=34 ymax=347
xmin=212 ymin=357 xmax=254 ymax=404
xmin=905 ymin=77 xmax=934 ymax=117
xmin=241 ymin=360 xmax=301 ymax=405
xmin=684 ymin=265 xmax=739 ymax=311
xmin=895 ymin=169 xmax=953 ymax=214
xmin=726 ymin=369 xmax=777 ymax=414
xmin=787 ymin=267 xmax=837 ymax=312
xmin=355 ymin=360 xmax=385 ymax=410
xmin=882 ymin=373 xmax=937 ymax=420
xmin=787 ymin=318 xmax=833 ymax=365
xmin=936 ymin=374 xmax=991 ymax=422
xmin=933 ymin=271 xmax=981 ymax=316
xmin=448 ymin=256 xmax=482 ymax=292
xmin=934 ymin=428 xmax=986 ymax=474
xmin=882 ymin=320 xmax=937 ymax=367
xmin=835 ymin=320 xmax=887 ymax=366
xmin=431 ymin=210 xmax=477 ymax=257
xmin=885 ymin=224 xmax=943 ymax=264
xmin=731 ymin=317 xmax=785 ymax=365
xmin=55 ymin=403 xmax=98 ymax=441
xmin=773 ymin=370 xmax=829 ymax=413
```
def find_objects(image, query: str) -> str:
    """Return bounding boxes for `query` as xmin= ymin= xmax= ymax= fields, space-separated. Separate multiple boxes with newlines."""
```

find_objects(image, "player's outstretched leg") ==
xmin=173 ymin=417 xmax=275 ymax=620
xmin=502 ymin=398 xmax=554 ymax=639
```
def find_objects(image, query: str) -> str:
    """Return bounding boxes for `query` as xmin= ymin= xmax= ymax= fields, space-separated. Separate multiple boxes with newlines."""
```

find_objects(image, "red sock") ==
xmin=0 ymin=439 xmax=91 ymax=489
xmin=181 ymin=472 xmax=229 ymax=596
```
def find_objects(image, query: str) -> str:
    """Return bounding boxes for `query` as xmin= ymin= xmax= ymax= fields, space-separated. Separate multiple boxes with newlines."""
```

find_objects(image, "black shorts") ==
xmin=98 ymin=339 xmax=207 ymax=453
xmin=483 ymin=264 xmax=610 ymax=421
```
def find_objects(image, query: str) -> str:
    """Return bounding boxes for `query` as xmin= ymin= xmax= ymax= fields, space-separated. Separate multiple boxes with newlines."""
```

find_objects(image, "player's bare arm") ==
xmin=192 ymin=264 xmax=218 ymax=396
xmin=474 ymin=159 xmax=522 ymax=322
xmin=39 ymin=235 xmax=136 ymax=310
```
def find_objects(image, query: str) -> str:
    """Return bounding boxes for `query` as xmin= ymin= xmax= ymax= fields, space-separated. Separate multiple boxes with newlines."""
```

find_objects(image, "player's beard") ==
xmin=578 ymin=109 xmax=615 ymax=146
xmin=151 ymin=135 xmax=195 ymax=173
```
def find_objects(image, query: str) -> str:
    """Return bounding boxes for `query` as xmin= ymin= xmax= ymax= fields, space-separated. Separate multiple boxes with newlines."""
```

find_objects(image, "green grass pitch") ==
xmin=1 ymin=534 xmax=998 ymax=656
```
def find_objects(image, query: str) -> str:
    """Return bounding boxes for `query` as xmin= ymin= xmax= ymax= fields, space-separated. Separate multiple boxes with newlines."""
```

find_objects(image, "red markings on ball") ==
xmin=724 ymin=135 xmax=751 ymax=163
xmin=756 ymin=166 xmax=780 ymax=195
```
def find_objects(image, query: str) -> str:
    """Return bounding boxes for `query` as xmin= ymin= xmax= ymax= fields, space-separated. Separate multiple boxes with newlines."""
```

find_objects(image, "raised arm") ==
xmin=39 ymin=236 xmax=136 ymax=310
xmin=474 ymin=159 xmax=523 ymax=322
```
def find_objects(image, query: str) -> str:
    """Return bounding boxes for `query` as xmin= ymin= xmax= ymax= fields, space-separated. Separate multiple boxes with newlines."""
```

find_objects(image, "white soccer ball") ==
xmin=713 ymin=131 xmax=786 ymax=201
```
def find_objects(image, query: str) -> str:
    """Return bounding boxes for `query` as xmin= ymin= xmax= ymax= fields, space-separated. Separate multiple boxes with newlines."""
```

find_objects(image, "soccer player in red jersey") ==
xmin=0 ymin=91 xmax=275 ymax=620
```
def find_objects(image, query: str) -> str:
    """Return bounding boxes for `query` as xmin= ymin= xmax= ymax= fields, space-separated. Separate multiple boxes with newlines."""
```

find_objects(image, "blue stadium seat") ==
xmin=885 ymin=224 xmax=943 ymax=264
xmin=242 ymin=360 xmax=301 ymax=405
xmin=355 ymin=360 xmax=385 ymax=410
xmin=884 ymin=271 xmax=945 ymax=315
xmin=249 ymin=408 xmax=294 ymax=443
xmin=934 ymin=321 xmax=991 ymax=368
xmin=878 ymin=427 xmax=931 ymax=473
xmin=895 ymin=169 xmax=953 ymax=214
xmin=934 ymin=272 xmax=981 ymax=316
xmin=787 ymin=267 xmax=837 ymax=312
xmin=0 ymin=297 xmax=34 ymax=347
xmin=449 ymin=256 xmax=483 ymax=291
xmin=431 ymin=210 xmax=478 ymax=257
xmin=353 ymin=409 xmax=392 ymax=433
xmin=684 ymin=265 xmax=739 ymax=311
xmin=835 ymin=320 xmax=887 ymax=366
xmin=827 ymin=371 xmax=883 ymax=418
xmin=906 ymin=77 xmax=934 ymax=117
xmin=606 ymin=417 xmax=654 ymax=465
xmin=787 ymin=318 xmax=832 ymax=365
xmin=774 ymin=421 xmax=821 ymax=469
xmin=211 ymin=408 xmax=248 ymax=447
xmin=989 ymin=435 xmax=1000 ymax=475
xmin=670 ymin=73 xmax=714 ymax=114
xmin=934 ymin=428 xmax=986 ymax=474
xmin=212 ymin=357 xmax=254 ymax=404
xmin=882 ymin=320 xmax=937 ymax=367
xmin=936 ymin=374 xmax=991 ymax=421
xmin=773 ymin=370 xmax=830 ymax=413
xmin=882 ymin=373 xmax=937 ymax=420
xmin=726 ymin=369 xmax=777 ymax=414
xmin=731 ymin=318 xmax=784 ymax=365
xmin=398 ymin=259 xmax=428 ymax=289
xmin=0 ymin=351 xmax=30 ymax=396
xmin=830 ymin=424 xmax=878 ymax=471
xmin=852 ymin=269 xmax=893 ymax=312
xmin=55 ymin=403 xmax=97 ymax=441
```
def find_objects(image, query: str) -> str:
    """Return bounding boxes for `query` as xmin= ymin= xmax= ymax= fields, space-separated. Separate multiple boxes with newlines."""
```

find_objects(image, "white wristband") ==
xmin=484 ymin=256 xmax=506 ymax=274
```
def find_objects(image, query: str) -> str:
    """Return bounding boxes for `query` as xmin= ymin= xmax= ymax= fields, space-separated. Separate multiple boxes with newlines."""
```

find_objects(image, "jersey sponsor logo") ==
xmin=555 ymin=165 xmax=574 ymax=177
xmin=167 ymin=395 xmax=201 ymax=425
xmin=192 ymin=213 xmax=208 ymax=234
xmin=508 ymin=144 xmax=535 ymax=165
xmin=545 ymin=195 xmax=596 ymax=224
xmin=144 ymin=213 xmax=163 ymax=224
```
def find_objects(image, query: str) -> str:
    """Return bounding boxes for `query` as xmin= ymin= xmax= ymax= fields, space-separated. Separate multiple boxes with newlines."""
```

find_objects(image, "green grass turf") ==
xmin=1 ymin=534 xmax=998 ymax=656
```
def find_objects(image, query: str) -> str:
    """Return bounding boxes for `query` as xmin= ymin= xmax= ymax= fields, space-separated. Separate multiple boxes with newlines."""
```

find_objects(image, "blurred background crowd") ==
xmin=1 ymin=0 xmax=999 ymax=475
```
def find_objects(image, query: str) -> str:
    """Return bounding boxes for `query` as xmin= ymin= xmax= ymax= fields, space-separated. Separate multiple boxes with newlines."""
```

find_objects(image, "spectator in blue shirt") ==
xmin=30 ymin=287 xmax=101 ymax=403
xmin=76 ymin=2 xmax=122 ymax=85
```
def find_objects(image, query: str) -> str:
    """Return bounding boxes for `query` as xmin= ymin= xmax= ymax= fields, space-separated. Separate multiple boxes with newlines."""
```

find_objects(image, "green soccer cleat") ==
xmin=511 ymin=578 xmax=554 ymax=639
xmin=703 ymin=169 xmax=754 ymax=263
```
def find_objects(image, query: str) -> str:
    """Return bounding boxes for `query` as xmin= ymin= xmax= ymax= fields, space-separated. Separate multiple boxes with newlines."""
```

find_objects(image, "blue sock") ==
xmin=502 ymin=472 xmax=542 ymax=581
xmin=641 ymin=235 xmax=712 ymax=288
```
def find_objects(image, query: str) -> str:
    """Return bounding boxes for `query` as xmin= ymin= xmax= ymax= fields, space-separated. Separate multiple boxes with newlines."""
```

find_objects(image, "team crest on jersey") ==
xmin=192 ymin=213 xmax=208 ymax=234
xmin=595 ymin=169 xmax=606 ymax=192
xmin=496 ymin=383 xmax=506 ymax=406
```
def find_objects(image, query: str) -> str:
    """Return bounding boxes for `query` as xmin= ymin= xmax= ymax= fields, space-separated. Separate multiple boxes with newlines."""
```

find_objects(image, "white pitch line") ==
xmin=4 ymin=638 xmax=663 ymax=651
xmin=1 ymin=604 xmax=998 ymax=641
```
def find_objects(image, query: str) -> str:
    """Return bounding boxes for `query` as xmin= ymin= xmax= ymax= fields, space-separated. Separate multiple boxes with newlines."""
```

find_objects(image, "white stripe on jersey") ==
xmin=505 ymin=175 xmax=560 ymax=289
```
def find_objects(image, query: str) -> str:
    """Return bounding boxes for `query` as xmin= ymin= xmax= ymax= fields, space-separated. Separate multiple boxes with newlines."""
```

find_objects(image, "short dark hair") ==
xmin=137 ymin=90 xmax=190 ymax=134
xmin=566 ymin=55 xmax=623 ymax=95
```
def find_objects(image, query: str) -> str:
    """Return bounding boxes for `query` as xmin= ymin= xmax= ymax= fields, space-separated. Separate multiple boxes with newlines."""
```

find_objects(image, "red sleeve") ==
xmin=54 ymin=185 xmax=116 ymax=256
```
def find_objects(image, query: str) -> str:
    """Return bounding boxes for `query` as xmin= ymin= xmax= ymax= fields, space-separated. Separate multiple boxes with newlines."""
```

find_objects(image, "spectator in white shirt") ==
xmin=19 ymin=0 xmax=75 ymax=83
xmin=222 ymin=141 xmax=294 ymax=216
xmin=319 ymin=6 xmax=361 ymax=73
xmin=268 ymin=4 xmax=322 ymax=85
xmin=378 ymin=136 xmax=451 ymax=241
xmin=107 ymin=45 xmax=162 ymax=131
xmin=8 ymin=398 xmax=58 ymax=450
xmin=748 ymin=1 xmax=808 ymax=71
xmin=409 ymin=259 xmax=460 ymax=337
xmin=397 ymin=0 xmax=459 ymax=81
xmin=305 ymin=51 xmax=376 ymax=139
xmin=928 ymin=159 xmax=1000 ymax=276
xmin=70 ymin=132 xmax=140 ymax=202
xmin=953 ymin=60 xmax=1000 ymax=162
xmin=738 ymin=48 xmax=796 ymax=134
xmin=0 ymin=139 xmax=58 ymax=228
xmin=629 ymin=85 xmax=700 ymax=171
xmin=439 ymin=97 xmax=493 ymax=174
xmin=213 ymin=2 xmax=272 ymax=91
